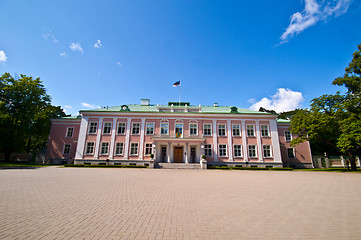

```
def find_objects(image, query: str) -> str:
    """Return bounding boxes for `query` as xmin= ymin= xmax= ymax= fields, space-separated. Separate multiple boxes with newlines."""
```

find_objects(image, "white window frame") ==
xmin=132 ymin=123 xmax=140 ymax=135
xmin=218 ymin=124 xmax=226 ymax=136
xmin=232 ymin=124 xmax=241 ymax=136
xmin=117 ymin=122 xmax=126 ymax=135
xmin=285 ymin=131 xmax=292 ymax=142
xmin=204 ymin=144 xmax=212 ymax=157
xmin=103 ymin=122 xmax=112 ymax=134
xmin=161 ymin=123 xmax=169 ymax=135
xmin=66 ymin=127 xmax=74 ymax=138
xmin=63 ymin=144 xmax=71 ymax=155
xmin=85 ymin=142 xmax=95 ymax=155
xmin=130 ymin=143 xmax=139 ymax=156
xmin=233 ymin=144 xmax=242 ymax=158
xmin=145 ymin=143 xmax=153 ymax=155
xmin=203 ymin=123 xmax=212 ymax=136
xmin=261 ymin=125 xmax=270 ymax=137
xmin=88 ymin=122 xmax=98 ymax=134
xmin=218 ymin=144 xmax=227 ymax=157
xmin=189 ymin=123 xmax=198 ymax=136
xmin=248 ymin=145 xmax=257 ymax=158
xmin=146 ymin=123 xmax=155 ymax=135
xmin=100 ymin=142 xmax=109 ymax=155
xmin=263 ymin=145 xmax=272 ymax=158
xmin=247 ymin=125 xmax=255 ymax=137
xmin=287 ymin=148 xmax=295 ymax=159
xmin=115 ymin=142 xmax=124 ymax=155
xmin=174 ymin=123 xmax=183 ymax=137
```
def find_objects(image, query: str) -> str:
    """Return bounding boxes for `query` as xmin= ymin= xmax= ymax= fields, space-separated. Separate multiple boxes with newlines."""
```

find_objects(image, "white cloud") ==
xmin=81 ymin=102 xmax=100 ymax=109
xmin=59 ymin=52 xmax=66 ymax=57
xmin=249 ymin=88 xmax=304 ymax=113
xmin=94 ymin=40 xmax=102 ymax=48
xmin=117 ymin=62 xmax=123 ymax=67
xmin=280 ymin=0 xmax=352 ymax=43
xmin=0 ymin=50 xmax=7 ymax=62
xmin=69 ymin=42 xmax=84 ymax=53
xmin=64 ymin=105 xmax=72 ymax=109
xmin=42 ymin=29 xmax=58 ymax=43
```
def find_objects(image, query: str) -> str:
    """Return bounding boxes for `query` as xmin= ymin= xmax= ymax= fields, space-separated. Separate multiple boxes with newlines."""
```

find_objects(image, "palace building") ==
xmin=46 ymin=99 xmax=313 ymax=168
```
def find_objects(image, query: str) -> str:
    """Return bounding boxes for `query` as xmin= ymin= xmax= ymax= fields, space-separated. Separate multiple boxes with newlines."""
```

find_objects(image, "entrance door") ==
xmin=161 ymin=146 xmax=167 ymax=163
xmin=190 ymin=147 xmax=196 ymax=163
xmin=174 ymin=147 xmax=183 ymax=163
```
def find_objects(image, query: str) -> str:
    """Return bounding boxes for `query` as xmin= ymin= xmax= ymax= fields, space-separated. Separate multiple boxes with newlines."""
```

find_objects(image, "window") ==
xmin=203 ymin=124 xmax=212 ymax=136
xmin=175 ymin=123 xmax=183 ymax=137
xmin=117 ymin=122 xmax=126 ymax=134
xmin=130 ymin=143 xmax=139 ymax=155
xmin=146 ymin=123 xmax=154 ymax=135
xmin=132 ymin=123 xmax=140 ymax=135
xmin=232 ymin=124 xmax=240 ymax=136
xmin=263 ymin=145 xmax=272 ymax=158
xmin=204 ymin=144 xmax=212 ymax=156
xmin=219 ymin=144 xmax=227 ymax=157
xmin=287 ymin=148 xmax=295 ymax=159
xmin=190 ymin=123 xmax=198 ymax=136
xmin=115 ymin=142 xmax=124 ymax=155
xmin=234 ymin=145 xmax=242 ymax=157
xmin=89 ymin=122 xmax=97 ymax=134
xmin=103 ymin=123 xmax=112 ymax=134
xmin=247 ymin=125 xmax=255 ymax=136
xmin=248 ymin=145 xmax=257 ymax=158
xmin=86 ymin=142 xmax=95 ymax=154
xmin=66 ymin=127 xmax=74 ymax=138
xmin=63 ymin=144 xmax=71 ymax=155
xmin=101 ymin=142 xmax=109 ymax=155
xmin=161 ymin=123 xmax=169 ymax=135
xmin=285 ymin=131 xmax=292 ymax=141
xmin=145 ymin=143 xmax=153 ymax=155
xmin=218 ymin=124 xmax=226 ymax=136
xmin=261 ymin=125 xmax=269 ymax=137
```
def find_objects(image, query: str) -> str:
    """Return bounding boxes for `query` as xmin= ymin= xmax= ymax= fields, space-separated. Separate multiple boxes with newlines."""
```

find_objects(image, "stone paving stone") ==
xmin=1 ymin=167 xmax=361 ymax=239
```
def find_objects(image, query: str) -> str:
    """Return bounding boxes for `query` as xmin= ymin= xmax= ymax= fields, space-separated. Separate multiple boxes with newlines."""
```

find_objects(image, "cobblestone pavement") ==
xmin=1 ymin=167 xmax=361 ymax=240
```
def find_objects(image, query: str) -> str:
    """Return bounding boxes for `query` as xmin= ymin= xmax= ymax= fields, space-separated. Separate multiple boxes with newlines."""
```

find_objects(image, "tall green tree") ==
xmin=0 ymin=73 xmax=67 ymax=162
xmin=290 ymin=44 xmax=361 ymax=170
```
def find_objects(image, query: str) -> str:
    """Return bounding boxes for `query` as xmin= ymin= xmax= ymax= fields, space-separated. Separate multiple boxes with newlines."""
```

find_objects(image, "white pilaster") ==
xmin=139 ymin=118 xmax=146 ymax=160
xmin=108 ymin=117 xmax=117 ymax=160
xmin=75 ymin=116 xmax=88 ymax=160
xmin=270 ymin=119 xmax=282 ymax=163
xmin=255 ymin=120 xmax=263 ymax=162
xmin=241 ymin=120 xmax=248 ymax=162
xmin=124 ymin=118 xmax=132 ymax=160
xmin=185 ymin=143 xmax=189 ymax=163
xmin=227 ymin=120 xmax=233 ymax=162
xmin=213 ymin=119 xmax=218 ymax=161
xmin=168 ymin=142 xmax=171 ymax=163
xmin=93 ymin=117 xmax=103 ymax=159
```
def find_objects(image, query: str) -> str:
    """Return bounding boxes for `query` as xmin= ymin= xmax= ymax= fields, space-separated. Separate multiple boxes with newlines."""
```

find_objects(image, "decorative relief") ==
xmin=175 ymin=118 xmax=184 ymax=122
xmin=160 ymin=118 xmax=169 ymax=122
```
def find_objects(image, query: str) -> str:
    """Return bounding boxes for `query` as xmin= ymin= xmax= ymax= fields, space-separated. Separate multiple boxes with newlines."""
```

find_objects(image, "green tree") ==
xmin=290 ymin=44 xmax=361 ymax=170
xmin=0 ymin=73 xmax=67 ymax=162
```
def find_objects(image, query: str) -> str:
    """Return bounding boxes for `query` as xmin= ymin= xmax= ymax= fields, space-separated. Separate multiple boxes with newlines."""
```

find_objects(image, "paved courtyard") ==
xmin=1 ymin=167 xmax=361 ymax=240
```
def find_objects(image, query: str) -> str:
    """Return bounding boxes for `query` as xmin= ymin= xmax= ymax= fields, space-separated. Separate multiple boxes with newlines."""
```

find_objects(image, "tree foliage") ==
xmin=0 ymin=73 xmax=67 ymax=162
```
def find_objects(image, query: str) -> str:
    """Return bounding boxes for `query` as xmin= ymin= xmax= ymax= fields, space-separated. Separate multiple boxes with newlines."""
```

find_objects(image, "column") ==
xmin=269 ymin=120 xmax=282 ymax=163
xmin=255 ymin=120 xmax=263 ymax=162
xmin=108 ymin=117 xmax=117 ymax=160
xmin=185 ymin=143 xmax=189 ymax=163
xmin=75 ymin=116 xmax=89 ymax=160
xmin=212 ymin=119 xmax=218 ymax=161
xmin=227 ymin=120 xmax=233 ymax=162
xmin=124 ymin=118 xmax=132 ymax=160
xmin=167 ymin=142 xmax=171 ymax=163
xmin=241 ymin=120 xmax=248 ymax=162
xmin=93 ymin=117 xmax=103 ymax=159
xmin=139 ymin=118 xmax=146 ymax=160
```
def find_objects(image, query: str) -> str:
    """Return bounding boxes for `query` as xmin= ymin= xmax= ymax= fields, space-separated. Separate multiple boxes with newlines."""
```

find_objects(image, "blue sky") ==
xmin=1 ymin=0 xmax=360 ymax=115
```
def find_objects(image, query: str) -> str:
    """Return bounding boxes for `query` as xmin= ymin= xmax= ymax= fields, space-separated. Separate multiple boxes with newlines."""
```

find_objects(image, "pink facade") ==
xmin=46 ymin=101 xmax=313 ymax=168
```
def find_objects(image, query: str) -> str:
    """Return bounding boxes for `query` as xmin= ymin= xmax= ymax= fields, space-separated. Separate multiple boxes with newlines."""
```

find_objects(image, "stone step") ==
xmin=156 ymin=163 xmax=201 ymax=169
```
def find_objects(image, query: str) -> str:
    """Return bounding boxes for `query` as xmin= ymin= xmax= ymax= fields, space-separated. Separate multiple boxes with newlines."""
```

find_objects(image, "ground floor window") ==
xmin=115 ymin=142 xmax=124 ymax=155
xmin=101 ymin=142 xmax=109 ymax=155
xmin=263 ymin=145 xmax=272 ymax=158
xmin=248 ymin=145 xmax=257 ymax=158
xmin=130 ymin=143 xmax=139 ymax=155
xmin=86 ymin=142 xmax=95 ymax=155
xmin=145 ymin=143 xmax=153 ymax=155
xmin=287 ymin=148 xmax=295 ymax=159
xmin=219 ymin=144 xmax=227 ymax=157
xmin=204 ymin=144 xmax=212 ymax=156
xmin=63 ymin=144 xmax=71 ymax=155
xmin=234 ymin=145 xmax=242 ymax=157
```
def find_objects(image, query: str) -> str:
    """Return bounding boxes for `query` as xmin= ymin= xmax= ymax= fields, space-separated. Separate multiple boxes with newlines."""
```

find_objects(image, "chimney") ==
xmin=213 ymin=102 xmax=218 ymax=107
xmin=141 ymin=99 xmax=150 ymax=106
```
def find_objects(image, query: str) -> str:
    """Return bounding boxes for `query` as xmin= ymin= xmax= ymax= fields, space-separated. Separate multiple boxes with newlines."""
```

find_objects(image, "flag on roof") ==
xmin=173 ymin=80 xmax=180 ymax=87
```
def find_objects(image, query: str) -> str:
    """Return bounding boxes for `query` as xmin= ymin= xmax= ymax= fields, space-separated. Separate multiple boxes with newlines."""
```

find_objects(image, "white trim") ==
xmin=212 ymin=120 xmax=218 ymax=161
xmin=203 ymin=123 xmax=212 ymax=136
xmin=260 ymin=124 xmax=270 ymax=137
xmin=114 ymin=142 xmax=124 ymax=156
xmin=160 ymin=122 xmax=169 ymax=136
xmin=93 ymin=117 xmax=103 ymax=159
xmin=139 ymin=118 xmax=146 ymax=160
xmin=102 ymin=122 xmax=112 ymax=134
xmin=255 ymin=121 xmax=263 ymax=162
xmin=287 ymin=148 xmax=295 ymax=159
xmin=88 ymin=121 xmax=98 ymax=134
xmin=146 ymin=122 xmax=155 ymax=135
xmin=130 ymin=142 xmax=139 ymax=156
xmin=233 ymin=144 xmax=242 ymax=158
xmin=174 ymin=122 xmax=183 ymax=138
xmin=227 ymin=120 xmax=233 ymax=161
xmin=109 ymin=117 xmax=117 ymax=159
xmin=65 ymin=127 xmax=74 ymax=138
xmin=85 ymin=142 xmax=95 ymax=155
xmin=285 ymin=130 xmax=292 ymax=142
xmin=217 ymin=123 xmax=227 ymax=136
xmin=246 ymin=124 xmax=255 ymax=137
xmin=241 ymin=120 xmax=248 ymax=161
xmin=232 ymin=124 xmax=241 ymax=137
xmin=75 ymin=116 xmax=88 ymax=159
xmin=189 ymin=122 xmax=198 ymax=136
xmin=248 ymin=144 xmax=257 ymax=158
xmin=262 ymin=145 xmax=272 ymax=158
xmin=204 ymin=144 xmax=213 ymax=157
xmin=124 ymin=118 xmax=132 ymax=160
xmin=218 ymin=144 xmax=228 ymax=158
xmin=100 ymin=142 xmax=110 ymax=155
xmin=116 ymin=122 xmax=126 ymax=135
xmin=144 ymin=143 xmax=153 ymax=155
xmin=270 ymin=120 xmax=282 ymax=163
xmin=62 ymin=143 xmax=71 ymax=155
xmin=131 ymin=122 xmax=140 ymax=135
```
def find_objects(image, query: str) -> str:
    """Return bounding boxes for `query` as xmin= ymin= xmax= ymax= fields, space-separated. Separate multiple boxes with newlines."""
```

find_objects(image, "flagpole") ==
xmin=179 ymin=82 xmax=181 ymax=107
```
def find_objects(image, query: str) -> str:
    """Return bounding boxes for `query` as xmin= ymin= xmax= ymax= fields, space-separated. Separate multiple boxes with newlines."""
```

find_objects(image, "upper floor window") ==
xmin=103 ymin=122 xmax=112 ymax=134
xmin=263 ymin=145 xmax=272 ymax=158
xmin=203 ymin=124 xmax=212 ymax=136
xmin=190 ymin=123 xmax=198 ymax=136
xmin=234 ymin=145 xmax=242 ymax=157
xmin=232 ymin=124 xmax=240 ymax=136
xmin=86 ymin=142 xmax=95 ymax=155
xmin=247 ymin=125 xmax=255 ymax=136
xmin=66 ymin=127 xmax=74 ymax=138
xmin=175 ymin=123 xmax=183 ymax=137
xmin=132 ymin=123 xmax=140 ymax=135
xmin=63 ymin=144 xmax=71 ymax=155
xmin=261 ymin=125 xmax=269 ymax=137
xmin=161 ymin=123 xmax=169 ymax=135
xmin=218 ymin=144 xmax=227 ymax=157
xmin=146 ymin=123 xmax=154 ymax=135
xmin=285 ymin=131 xmax=292 ymax=141
xmin=204 ymin=144 xmax=212 ymax=156
xmin=218 ymin=124 xmax=226 ymax=136
xmin=117 ymin=122 xmax=126 ymax=134
xmin=248 ymin=145 xmax=257 ymax=158
xmin=89 ymin=122 xmax=97 ymax=134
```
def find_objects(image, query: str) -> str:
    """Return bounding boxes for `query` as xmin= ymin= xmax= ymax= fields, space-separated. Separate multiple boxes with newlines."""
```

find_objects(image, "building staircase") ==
xmin=156 ymin=163 xmax=201 ymax=169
